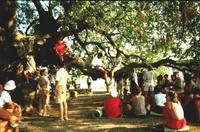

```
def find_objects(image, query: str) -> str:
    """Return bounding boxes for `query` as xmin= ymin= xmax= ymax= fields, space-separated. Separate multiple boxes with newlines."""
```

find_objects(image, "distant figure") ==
xmin=54 ymin=62 xmax=69 ymax=121
xmin=173 ymin=72 xmax=184 ymax=92
xmin=130 ymin=70 xmax=138 ymax=94
xmin=163 ymin=90 xmax=186 ymax=129
xmin=103 ymin=90 xmax=122 ymax=118
xmin=125 ymin=88 xmax=147 ymax=117
xmin=87 ymin=76 xmax=92 ymax=90
xmin=137 ymin=69 xmax=144 ymax=90
xmin=163 ymin=74 xmax=171 ymax=89
xmin=91 ymin=53 xmax=109 ymax=92
xmin=143 ymin=67 xmax=154 ymax=104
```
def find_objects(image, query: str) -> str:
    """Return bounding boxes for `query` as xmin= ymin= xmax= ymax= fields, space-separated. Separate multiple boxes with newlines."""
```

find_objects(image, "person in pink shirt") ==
xmin=103 ymin=90 xmax=122 ymax=118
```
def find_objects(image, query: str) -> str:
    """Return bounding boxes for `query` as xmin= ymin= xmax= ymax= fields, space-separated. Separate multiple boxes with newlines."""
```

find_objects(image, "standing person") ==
xmin=38 ymin=67 xmax=51 ymax=116
xmin=130 ymin=70 xmax=138 ymax=94
xmin=91 ymin=52 xmax=109 ymax=92
xmin=54 ymin=62 xmax=69 ymax=121
xmin=163 ymin=90 xmax=186 ymax=129
xmin=143 ymin=67 xmax=154 ymax=104
xmin=137 ymin=69 xmax=144 ymax=91
xmin=173 ymin=72 xmax=184 ymax=92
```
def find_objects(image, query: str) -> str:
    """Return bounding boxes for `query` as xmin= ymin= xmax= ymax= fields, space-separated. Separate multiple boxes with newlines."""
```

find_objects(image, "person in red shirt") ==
xmin=54 ymin=39 xmax=72 ymax=62
xmin=163 ymin=90 xmax=187 ymax=129
xmin=103 ymin=90 xmax=122 ymax=118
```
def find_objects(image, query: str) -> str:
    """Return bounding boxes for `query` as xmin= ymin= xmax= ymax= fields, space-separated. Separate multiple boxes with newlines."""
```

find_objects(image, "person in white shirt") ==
xmin=54 ymin=62 xmax=69 ymax=121
xmin=151 ymin=87 xmax=166 ymax=114
xmin=143 ymin=67 xmax=154 ymax=104
xmin=111 ymin=52 xmax=122 ymax=80
xmin=91 ymin=53 xmax=109 ymax=92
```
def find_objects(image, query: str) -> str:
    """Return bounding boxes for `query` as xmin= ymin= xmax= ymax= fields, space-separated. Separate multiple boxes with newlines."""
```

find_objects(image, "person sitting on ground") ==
xmin=183 ymin=88 xmax=200 ymax=123
xmin=103 ymin=90 xmax=122 ymax=118
xmin=151 ymin=87 xmax=166 ymax=115
xmin=125 ymin=88 xmax=147 ymax=117
xmin=163 ymin=90 xmax=186 ymax=129
xmin=91 ymin=52 xmax=109 ymax=92
xmin=38 ymin=67 xmax=51 ymax=116
xmin=0 ymin=81 xmax=22 ymax=128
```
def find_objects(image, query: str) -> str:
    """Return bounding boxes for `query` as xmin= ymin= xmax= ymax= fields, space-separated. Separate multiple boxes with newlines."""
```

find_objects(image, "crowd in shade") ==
xmin=0 ymin=38 xmax=199 ymax=131
xmin=97 ymin=69 xmax=200 ymax=131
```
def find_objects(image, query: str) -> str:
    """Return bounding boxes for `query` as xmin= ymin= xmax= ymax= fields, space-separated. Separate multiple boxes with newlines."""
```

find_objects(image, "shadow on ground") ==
xmin=21 ymin=92 xmax=200 ymax=132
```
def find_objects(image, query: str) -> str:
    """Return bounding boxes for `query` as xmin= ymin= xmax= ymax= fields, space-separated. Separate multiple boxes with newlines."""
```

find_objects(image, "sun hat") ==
xmin=110 ymin=90 xmax=118 ymax=98
xmin=4 ymin=80 xmax=16 ymax=91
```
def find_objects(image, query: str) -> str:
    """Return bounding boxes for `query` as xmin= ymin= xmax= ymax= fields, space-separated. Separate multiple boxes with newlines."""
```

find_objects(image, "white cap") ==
xmin=4 ymin=80 xmax=16 ymax=91
xmin=40 ymin=66 xmax=48 ymax=72
xmin=110 ymin=90 xmax=118 ymax=98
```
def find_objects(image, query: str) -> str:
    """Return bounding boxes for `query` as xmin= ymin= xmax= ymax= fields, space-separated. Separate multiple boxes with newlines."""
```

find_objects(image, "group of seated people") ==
xmin=97 ymin=83 xmax=199 ymax=131
xmin=0 ymin=80 xmax=24 ymax=131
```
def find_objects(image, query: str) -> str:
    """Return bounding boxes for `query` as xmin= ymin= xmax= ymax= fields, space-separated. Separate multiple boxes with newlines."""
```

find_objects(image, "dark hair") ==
xmin=135 ymin=88 xmax=142 ymax=95
xmin=167 ymin=90 xmax=179 ymax=103
xmin=40 ymin=69 xmax=46 ymax=76
xmin=97 ymin=53 xmax=103 ymax=58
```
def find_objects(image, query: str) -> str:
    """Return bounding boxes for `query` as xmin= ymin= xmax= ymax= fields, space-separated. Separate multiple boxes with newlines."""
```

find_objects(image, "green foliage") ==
xmin=16 ymin=1 xmax=200 ymax=67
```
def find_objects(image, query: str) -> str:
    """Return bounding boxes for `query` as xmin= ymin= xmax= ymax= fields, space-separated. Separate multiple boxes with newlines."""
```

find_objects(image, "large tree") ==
xmin=0 ymin=0 xmax=199 ymax=80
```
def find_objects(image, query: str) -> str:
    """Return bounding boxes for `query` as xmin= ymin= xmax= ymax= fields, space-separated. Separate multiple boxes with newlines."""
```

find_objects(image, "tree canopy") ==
xmin=0 ymin=0 xmax=199 ymax=79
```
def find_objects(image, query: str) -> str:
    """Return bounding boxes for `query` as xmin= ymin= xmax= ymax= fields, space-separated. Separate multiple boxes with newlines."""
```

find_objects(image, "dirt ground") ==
xmin=21 ymin=92 xmax=200 ymax=132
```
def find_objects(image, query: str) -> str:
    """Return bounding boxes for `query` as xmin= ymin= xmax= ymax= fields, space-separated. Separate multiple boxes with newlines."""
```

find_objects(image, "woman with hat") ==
xmin=0 ymin=80 xmax=22 ymax=129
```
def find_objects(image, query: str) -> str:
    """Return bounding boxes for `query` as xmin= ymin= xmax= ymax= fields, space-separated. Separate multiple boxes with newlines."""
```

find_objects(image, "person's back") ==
xmin=163 ymin=91 xmax=186 ymax=129
xmin=103 ymin=90 xmax=122 ymax=118
xmin=131 ymin=95 xmax=146 ymax=116
xmin=155 ymin=92 xmax=166 ymax=107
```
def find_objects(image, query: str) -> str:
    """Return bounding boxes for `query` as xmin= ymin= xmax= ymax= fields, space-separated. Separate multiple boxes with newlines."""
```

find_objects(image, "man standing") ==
xmin=54 ymin=62 xmax=69 ymax=121
xmin=143 ymin=66 xmax=154 ymax=104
